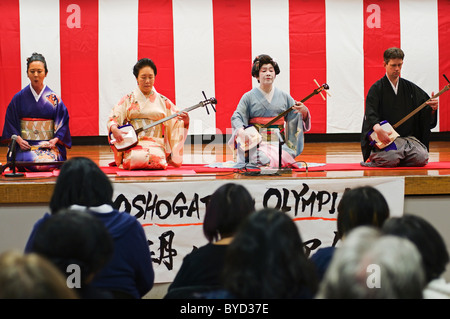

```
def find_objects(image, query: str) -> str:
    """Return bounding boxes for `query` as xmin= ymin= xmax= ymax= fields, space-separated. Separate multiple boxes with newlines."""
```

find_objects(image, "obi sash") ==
xmin=21 ymin=118 xmax=54 ymax=140
xmin=249 ymin=117 xmax=285 ymax=143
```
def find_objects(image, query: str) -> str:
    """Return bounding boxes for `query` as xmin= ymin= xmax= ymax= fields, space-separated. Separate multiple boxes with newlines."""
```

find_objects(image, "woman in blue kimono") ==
xmin=1 ymin=52 xmax=71 ymax=171
xmin=228 ymin=54 xmax=311 ymax=168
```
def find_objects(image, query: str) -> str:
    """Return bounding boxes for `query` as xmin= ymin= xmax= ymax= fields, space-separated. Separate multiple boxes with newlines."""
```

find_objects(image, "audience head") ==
xmin=317 ymin=226 xmax=426 ymax=299
xmin=336 ymin=186 xmax=390 ymax=240
xmin=203 ymin=183 xmax=255 ymax=242
xmin=222 ymin=208 xmax=317 ymax=298
xmin=30 ymin=209 xmax=114 ymax=289
xmin=382 ymin=214 xmax=449 ymax=283
xmin=49 ymin=157 xmax=114 ymax=214
xmin=0 ymin=250 xmax=77 ymax=299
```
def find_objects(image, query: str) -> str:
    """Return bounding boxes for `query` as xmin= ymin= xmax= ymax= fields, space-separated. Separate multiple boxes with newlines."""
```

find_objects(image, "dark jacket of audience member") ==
xmin=165 ymin=183 xmax=255 ymax=298
xmin=206 ymin=208 xmax=318 ymax=299
xmin=310 ymin=186 xmax=390 ymax=281
xmin=25 ymin=157 xmax=154 ymax=299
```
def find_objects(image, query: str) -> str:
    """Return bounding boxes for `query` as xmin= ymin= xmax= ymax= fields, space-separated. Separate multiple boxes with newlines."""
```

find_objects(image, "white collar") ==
xmin=387 ymin=74 xmax=399 ymax=95
xmin=30 ymin=84 xmax=46 ymax=102
xmin=69 ymin=204 xmax=114 ymax=214
xmin=258 ymin=86 xmax=275 ymax=103
xmin=137 ymin=87 xmax=157 ymax=99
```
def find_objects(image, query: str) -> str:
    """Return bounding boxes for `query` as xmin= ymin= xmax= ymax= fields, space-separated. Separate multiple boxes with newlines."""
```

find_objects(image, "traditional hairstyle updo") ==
xmin=251 ymin=54 xmax=280 ymax=78
xmin=133 ymin=58 xmax=157 ymax=78
xmin=27 ymin=52 xmax=48 ymax=74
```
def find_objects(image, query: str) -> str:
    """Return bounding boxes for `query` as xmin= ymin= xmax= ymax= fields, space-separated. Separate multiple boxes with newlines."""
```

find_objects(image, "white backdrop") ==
xmin=2 ymin=0 xmax=449 ymax=137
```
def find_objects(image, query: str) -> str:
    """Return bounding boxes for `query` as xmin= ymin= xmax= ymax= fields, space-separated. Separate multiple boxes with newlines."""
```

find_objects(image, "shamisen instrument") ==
xmin=109 ymin=93 xmax=217 ymax=152
xmin=236 ymin=81 xmax=330 ymax=151
xmin=262 ymin=81 xmax=329 ymax=129
xmin=368 ymin=77 xmax=450 ymax=149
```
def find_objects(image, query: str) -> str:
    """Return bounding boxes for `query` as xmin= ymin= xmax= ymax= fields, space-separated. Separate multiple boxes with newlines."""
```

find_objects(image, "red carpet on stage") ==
xmin=5 ymin=162 xmax=450 ymax=178
xmin=100 ymin=162 xmax=450 ymax=176
xmin=293 ymin=161 xmax=450 ymax=172
xmin=105 ymin=164 xmax=235 ymax=176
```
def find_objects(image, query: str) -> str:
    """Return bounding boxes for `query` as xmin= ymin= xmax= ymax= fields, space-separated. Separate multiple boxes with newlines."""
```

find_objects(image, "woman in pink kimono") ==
xmin=107 ymin=58 xmax=189 ymax=170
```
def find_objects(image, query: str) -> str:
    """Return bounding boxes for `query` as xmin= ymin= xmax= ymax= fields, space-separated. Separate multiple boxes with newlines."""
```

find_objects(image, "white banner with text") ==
xmin=112 ymin=177 xmax=404 ymax=283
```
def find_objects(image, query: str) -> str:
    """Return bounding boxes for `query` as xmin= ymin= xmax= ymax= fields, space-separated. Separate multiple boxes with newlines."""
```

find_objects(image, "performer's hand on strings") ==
xmin=177 ymin=111 xmax=190 ymax=127
xmin=427 ymin=91 xmax=439 ymax=111
xmin=292 ymin=101 xmax=309 ymax=120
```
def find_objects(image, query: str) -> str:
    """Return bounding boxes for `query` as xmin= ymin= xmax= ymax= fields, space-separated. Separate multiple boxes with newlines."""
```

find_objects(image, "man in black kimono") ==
xmin=361 ymin=47 xmax=438 ymax=167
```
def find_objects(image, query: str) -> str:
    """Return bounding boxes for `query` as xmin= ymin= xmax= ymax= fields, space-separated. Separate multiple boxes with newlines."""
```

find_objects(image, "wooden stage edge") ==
xmin=1 ymin=140 xmax=450 ymax=204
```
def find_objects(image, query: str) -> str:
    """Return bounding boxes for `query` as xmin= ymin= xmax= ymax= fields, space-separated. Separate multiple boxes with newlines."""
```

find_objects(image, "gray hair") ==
xmin=317 ymin=226 xmax=426 ymax=299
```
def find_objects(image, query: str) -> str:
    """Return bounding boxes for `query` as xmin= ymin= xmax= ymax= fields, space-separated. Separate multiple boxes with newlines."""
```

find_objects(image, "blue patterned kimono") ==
xmin=229 ymin=87 xmax=311 ymax=167
xmin=1 ymin=84 xmax=71 ymax=170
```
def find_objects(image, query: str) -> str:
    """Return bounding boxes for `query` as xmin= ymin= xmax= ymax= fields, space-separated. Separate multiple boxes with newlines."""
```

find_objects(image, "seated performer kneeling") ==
xmin=228 ymin=54 xmax=311 ymax=167
xmin=361 ymin=47 xmax=439 ymax=168
xmin=107 ymin=58 xmax=189 ymax=170
xmin=1 ymin=53 xmax=71 ymax=172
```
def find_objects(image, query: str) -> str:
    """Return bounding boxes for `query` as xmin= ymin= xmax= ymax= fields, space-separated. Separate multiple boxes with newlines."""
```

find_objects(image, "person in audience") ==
xmin=206 ymin=208 xmax=318 ymax=299
xmin=310 ymin=185 xmax=390 ymax=281
xmin=228 ymin=54 xmax=311 ymax=167
xmin=382 ymin=214 xmax=450 ymax=298
xmin=316 ymin=226 xmax=426 ymax=299
xmin=24 ymin=156 xmax=154 ymax=299
xmin=0 ymin=250 xmax=78 ymax=299
xmin=30 ymin=209 xmax=114 ymax=299
xmin=1 ymin=52 xmax=71 ymax=171
xmin=164 ymin=183 xmax=255 ymax=298
xmin=107 ymin=58 xmax=189 ymax=170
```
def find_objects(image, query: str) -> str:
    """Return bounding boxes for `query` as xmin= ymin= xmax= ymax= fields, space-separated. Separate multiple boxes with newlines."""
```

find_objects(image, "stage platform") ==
xmin=1 ymin=140 xmax=450 ymax=204
xmin=2 ymin=140 xmax=450 ymax=297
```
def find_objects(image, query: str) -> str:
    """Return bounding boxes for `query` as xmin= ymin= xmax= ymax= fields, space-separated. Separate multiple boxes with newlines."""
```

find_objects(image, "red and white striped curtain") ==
xmin=1 ymin=0 xmax=449 ymax=137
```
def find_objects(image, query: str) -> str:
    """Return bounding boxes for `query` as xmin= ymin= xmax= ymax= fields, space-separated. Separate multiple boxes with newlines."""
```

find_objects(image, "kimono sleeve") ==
xmin=228 ymin=93 xmax=252 ymax=150
xmin=54 ymin=99 xmax=72 ymax=148
xmin=360 ymin=82 xmax=383 ymax=161
xmin=1 ymin=93 xmax=22 ymax=143
xmin=230 ymin=93 xmax=252 ymax=130
xmin=284 ymin=93 xmax=308 ymax=156
xmin=163 ymin=98 xmax=188 ymax=167
xmin=107 ymin=94 xmax=130 ymax=133
xmin=411 ymin=83 xmax=436 ymax=150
